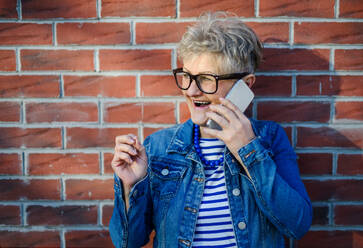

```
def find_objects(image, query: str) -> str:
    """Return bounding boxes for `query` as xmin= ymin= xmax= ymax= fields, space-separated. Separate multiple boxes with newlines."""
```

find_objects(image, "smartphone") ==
xmin=206 ymin=79 xmax=254 ymax=130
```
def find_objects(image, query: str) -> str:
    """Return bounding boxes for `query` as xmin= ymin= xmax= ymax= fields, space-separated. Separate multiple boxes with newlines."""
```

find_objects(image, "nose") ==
xmin=185 ymin=79 xmax=202 ymax=96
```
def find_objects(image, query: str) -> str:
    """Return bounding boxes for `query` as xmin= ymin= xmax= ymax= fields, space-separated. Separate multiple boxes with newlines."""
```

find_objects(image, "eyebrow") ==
xmin=183 ymin=67 xmax=216 ymax=75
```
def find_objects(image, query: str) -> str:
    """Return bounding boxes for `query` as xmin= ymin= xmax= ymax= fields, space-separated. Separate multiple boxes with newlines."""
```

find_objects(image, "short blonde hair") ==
xmin=177 ymin=12 xmax=262 ymax=73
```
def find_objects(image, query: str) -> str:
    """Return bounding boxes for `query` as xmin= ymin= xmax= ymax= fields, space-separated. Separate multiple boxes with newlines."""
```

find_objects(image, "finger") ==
xmin=201 ymin=126 xmax=223 ymax=140
xmin=209 ymin=104 xmax=239 ymax=123
xmin=115 ymin=134 xmax=136 ymax=146
xmin=133 ymin=137 xmax=144 ymax=152
xmin=115 ymin=143 xmax=137 ymax=156
xmin=219 ymin=97 xmax=247 ymax=121
xmin=112 ymin=151 xmax=133 ymax=165
xmin=206 ymin=111 xmax=229 ymax=129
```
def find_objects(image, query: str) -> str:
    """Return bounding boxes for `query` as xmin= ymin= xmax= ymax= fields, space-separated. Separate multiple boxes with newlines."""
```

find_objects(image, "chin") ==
xmin=191 ymin=115 xmax=207 ymax=126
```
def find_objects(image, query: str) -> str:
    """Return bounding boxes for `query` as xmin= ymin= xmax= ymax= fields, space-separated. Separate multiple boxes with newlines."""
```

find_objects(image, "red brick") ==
xmin=180 ymin=0 xmax=254 ymax=17
xmin=141 ymin=75 xmax=182 ymax=97
xmin=0 ymin=75 xmax=59 ymax=98
xmin=0 ymin=154 xmax=21 ymax=175
xmin=282 ymin=127 xmax=293 ymax=145
xmin=143 ymin=102 xmax=175 ymax=124
xmin=304 ymin=179 xmax=363 ymax=201
xmin=136 ymin=22 xmax=191 ymax=44
xmin=0 ymin=179 xmax=61 ymax=200
xmin=0 ymin=23 xmax=52 ymax=45
xmin=26 ymin=102 xmax=98 ymax=123
xmin=259 ymin=48 xmax=330 ymax=71
xmin=312 ymin=206 xmax=329 ymax=225
xmin=99 ymin=49 xmax=171 ymax=71
xmin=0 ymin=0 xmax=17 ymax=18
xmin=0 ymin=128 xmax=62 ymax=148
xmin=296 ymin=76 xmax=363 ymax=96
xmin=335 ymin=205 xmax=363 ymax=225
xmin=0 ymin=102 xmax=20 ymax=122
xmin=27 ymin=205 xmax=97 ymax=225
xmin=257 ymin=101 xmax=330 ymax=123
xmin=295 ymin=22 xmax=363 ymax=45
xmin=254 ymin=76 xmax=291 ymax=96
xmin=246 ymin=22 xmax=289 ymax=43
xmin=21 ymin=50 xmax=94 ymax=71
xmin=297 ymin=127 xmax=363 ymax=149
xmin=22 ymin=0 xmax=97 ymax=19
xmin=103 ymin=153 xmax=114 ymax=174
xmin=102 ymin=205 xmax=113 ymax=226
xmin=101 ymin=0 xmax=175 ymax=17
xmin=66 ymin=230 xmax=113 ymax=247
xmin=65 ymin=179 xmax=113 ymax=200
xmin=66 ymin=127 xmax=137 ymax=148
xmin=0 ymin=50 xmax=15 ymax=71
xmin=179 ymin=102 xmax=190 ymax=123
xmin=335 ymin=102 xmax=363 ymax=122
xmin=297 ymin=153 xmax=332 ymax=175
xmin=260 ymin=0 xmax=334 ymax=17
xmin=335 ymin=49 xmax=363 ymax=70
xmin=340 ymin=0 xmax=363 ymax=18
xmin=64 ymin=75 xmax=136 ymax=97
xmin=58 ymin=23 xmax=130 ymax=45
xmin=295 ymin=231 xmax=363 ymax=248
xmin=0 ymin=205 xmax=20 ymax=225
xmin=0 ymin=231 xmax=60 ymax=247
xmin=337 ymin=154 xmax=363 ymax=175
xmin=143 ymin=127 xmax=165 ymax=139
xmin=29 ymin=153 xmax=99 ymax=175
xmin=104 ymin=102 xmax=142 ymax=123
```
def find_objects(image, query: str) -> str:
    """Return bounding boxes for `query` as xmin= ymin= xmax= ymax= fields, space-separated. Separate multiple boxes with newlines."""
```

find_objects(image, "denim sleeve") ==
xmin=109 ymin=174 xmax=153 ymax=248
xmin=238 ymin=123 xmax=312 ymax=239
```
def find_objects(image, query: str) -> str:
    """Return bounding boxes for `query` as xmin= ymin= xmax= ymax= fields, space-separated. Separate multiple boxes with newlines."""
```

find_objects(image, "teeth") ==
xmin=194 ymin=100 xmax=210 ymax=106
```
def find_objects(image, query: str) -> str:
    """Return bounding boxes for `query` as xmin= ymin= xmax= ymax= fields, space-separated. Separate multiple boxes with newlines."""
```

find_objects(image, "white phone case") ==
xmin=206 ymin=79 xmax=254 ymax=130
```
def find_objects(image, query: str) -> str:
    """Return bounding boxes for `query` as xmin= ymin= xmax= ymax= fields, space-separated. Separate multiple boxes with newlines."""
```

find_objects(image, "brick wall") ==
xmin=0 ymin=0 xmax=362 ymax=247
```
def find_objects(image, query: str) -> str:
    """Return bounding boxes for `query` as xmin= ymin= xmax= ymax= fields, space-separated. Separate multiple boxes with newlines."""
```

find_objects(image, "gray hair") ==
xmin=177 ymin=12 xmax=263 ymax=73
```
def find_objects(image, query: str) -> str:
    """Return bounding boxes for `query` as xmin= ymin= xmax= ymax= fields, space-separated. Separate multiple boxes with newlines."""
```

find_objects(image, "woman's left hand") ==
xmin=202 ymin=97 xmax=255 ymax=156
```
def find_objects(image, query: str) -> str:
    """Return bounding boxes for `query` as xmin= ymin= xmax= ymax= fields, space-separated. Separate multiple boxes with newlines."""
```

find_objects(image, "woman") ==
xmin=110 ymin=12 xmax=312 ymax=248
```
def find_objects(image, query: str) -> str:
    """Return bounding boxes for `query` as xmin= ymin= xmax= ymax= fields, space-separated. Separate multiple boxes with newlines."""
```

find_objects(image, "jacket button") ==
xmin=238 ymin=221 xmax=246 ymax=230
xmin=232 ymin=188 xmax=240 ymax=196
xmin=161 ymin=168 xmax=169 ymax=176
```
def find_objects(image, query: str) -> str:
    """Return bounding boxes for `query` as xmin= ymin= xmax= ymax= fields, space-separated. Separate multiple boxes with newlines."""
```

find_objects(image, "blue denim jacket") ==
xmin=110 ymin=119 xmax=312 ymax=248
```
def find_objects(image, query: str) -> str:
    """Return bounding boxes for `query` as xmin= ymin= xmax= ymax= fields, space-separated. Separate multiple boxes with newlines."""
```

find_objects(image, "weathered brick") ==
xmin=295 ymin=231 xmax=363 ymax=248
xmin=335 ymin=102 xmax=363 ymax=122
xmin=66 ymin=230 xmax=113 ymax=247
xmin=102 ymin=205 xmax=113 ymax=226
xmin=27 ymin=205 xmax=97 ymax=225
xmin=179 ymin=102 xmax=190 ymax=124
xmin=259 ymin=48 xmax=330 ymax=71
xmin=297 ymin=127 xmax=363 ymax=149
xmin=143 ymin=102 xmax=175 ymax=124
xmin=101 ymin=0 xmax=175 ymax=17
xmin=21 ymin=50 xmax=94 ymax=71
xmin=99 ymin=49 xmax=171 ymax=71
xmin=340 ymin=0 xmax=363 ymax=18
xmin=337 ymin=154 xmax=363 ymax=175
xmin=103 ymin=102 xmax=142 ymax=123
xmin=66 ymin=127 xmax=137 ymax=148
xmin=0 ymin=50 xmax=15 ymax=71
xmin=64 ymin=76 xmax=136 ymax=98
xmin=0 ymin=153 xmax=21 ymax=175
xmin=180 ymin=0 xmax=254 ymax=17
xmin=140 ymin=75 xmax=182 ymax=97
xmin=136 ymin=22 xmax=191 ymax=44
xmin=29 ymin=153 xmax=99 ymax=175
xmin=0 ymin=231 xmax=60 ymax=247
xmin=296 ymin=76 xmax=363 ymax=96
xmin=260 ymin=0 xmax=334 ymax=17
xmin=0 ymin=179 xmax=61 ymax=200
xmin=0 ymin=205 xmax=20 ymax=225
xmin=335 ymin=205 xmax=363 ymax=225
xmin=0 ymin=23 xmax=52 ymax=45
xmin=246 ymin=22 xmax=289 ymax=43
xmin=304 ymin=179 xmax=363 ymax=201
xmin=0 ymin=0 xmax=17 ymax=18
xmin=312 ymin=206 xmax=329 ymax=225
xmin=254 ymin=76 xmax=292 ymax=96
xmin=22 ymin=0 xmax=97 ymax=19
xmin=295 ymin=22 xmax=363 ymax=44
xmin=0 ymin=128 xmax=62 ymax=148
xmin=297 ymin=153 xmax=332 ymax=175
xmin=58 ymin=23 xmax=130 ymax=45
xmin=0 ymin=102 xmax=20 ymax=122
xmin=335 ymin=49 xmax=363 ymax=70
xmin=65 ymin=179 xmax=113 ymax=200
xmin=103 ymin=153 xmax=114 ymax=174
xmin=143 ymin=127 xmax=165 ymax=139
xmin=26 ymin=102 xmax=98 ymax=123
xmin=257 ymin=101 xmax=330 ymax=123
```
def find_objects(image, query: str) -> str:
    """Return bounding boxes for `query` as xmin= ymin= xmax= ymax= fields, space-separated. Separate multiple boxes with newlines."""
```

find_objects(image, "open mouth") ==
xmin=193 ymin=100 xmax=211 ymax=107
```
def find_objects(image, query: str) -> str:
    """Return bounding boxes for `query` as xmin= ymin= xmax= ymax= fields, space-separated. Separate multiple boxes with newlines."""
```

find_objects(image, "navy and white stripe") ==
xmin=192 ymin=138 xmax=237 ymax=248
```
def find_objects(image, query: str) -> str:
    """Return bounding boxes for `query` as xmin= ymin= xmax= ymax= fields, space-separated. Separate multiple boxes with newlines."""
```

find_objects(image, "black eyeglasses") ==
xmin=172 ymin=68 xmax=250 ymax=94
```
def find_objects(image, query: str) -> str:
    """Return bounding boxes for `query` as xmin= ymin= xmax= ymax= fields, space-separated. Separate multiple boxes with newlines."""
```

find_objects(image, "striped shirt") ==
xmin=192 ymin=138 xmax=237 ymax=248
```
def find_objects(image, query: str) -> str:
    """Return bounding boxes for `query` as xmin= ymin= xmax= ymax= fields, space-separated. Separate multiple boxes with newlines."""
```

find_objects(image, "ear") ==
xmin=243 ymin=74 xmax=256 ymax=88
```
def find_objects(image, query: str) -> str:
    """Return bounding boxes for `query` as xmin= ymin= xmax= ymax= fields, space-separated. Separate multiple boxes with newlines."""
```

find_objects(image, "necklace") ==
xmin=193 ymin=124 xmax=224 ymax=167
